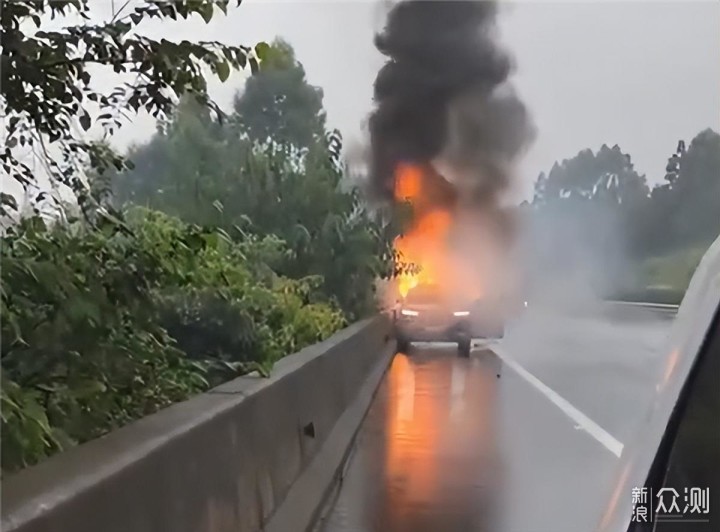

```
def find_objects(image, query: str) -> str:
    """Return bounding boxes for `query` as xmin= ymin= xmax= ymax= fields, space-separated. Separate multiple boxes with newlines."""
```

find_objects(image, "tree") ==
xmin=232 ymin=38 xmax=326 ymax=151
xmin=1 ymin=0 xmax=265 ymax=219
xmin=112 ymin=94 xmax=229 ymax=224
xmin=533 ymin=144 xmax=648 ymax=206
xmin=647 ymin=129 xmax=720 ymax=253
xmin=112 ymin=83 xmax=393 ymax=319
xmin=531 ymin=144 xmax=649 ymax=261
xmin=528 ymin=144 xmax=649 ymax=297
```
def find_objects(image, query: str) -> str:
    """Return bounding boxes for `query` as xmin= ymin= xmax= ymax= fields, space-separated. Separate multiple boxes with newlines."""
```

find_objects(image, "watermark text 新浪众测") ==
xmin=631 ymin=487 xmax=711 ymax=525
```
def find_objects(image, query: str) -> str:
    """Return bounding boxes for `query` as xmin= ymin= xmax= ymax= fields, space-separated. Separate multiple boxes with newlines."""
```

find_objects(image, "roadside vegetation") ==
xmin=640 ymin=245 xmax=707 ymax=290
xmin=527 ymin=130 xmax=720 ymax=304
xmin=1 ymin=3 xmax=394 ymax=472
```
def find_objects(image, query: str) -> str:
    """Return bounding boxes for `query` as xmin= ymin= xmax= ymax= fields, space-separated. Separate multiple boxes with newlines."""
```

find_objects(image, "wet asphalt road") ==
xmin=314 ymin=305 xmax=674 ymax=532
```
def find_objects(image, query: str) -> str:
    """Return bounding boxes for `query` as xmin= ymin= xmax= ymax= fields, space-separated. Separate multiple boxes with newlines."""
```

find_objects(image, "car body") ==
xmin=392 ymin=283 xmax=506 ymax=356
xmin=598 ymin=234 xmax=720 ymax=532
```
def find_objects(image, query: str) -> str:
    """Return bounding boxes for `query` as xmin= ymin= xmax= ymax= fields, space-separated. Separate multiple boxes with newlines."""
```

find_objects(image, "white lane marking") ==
xmin=491 ymin=345 xmax=624 ymax=458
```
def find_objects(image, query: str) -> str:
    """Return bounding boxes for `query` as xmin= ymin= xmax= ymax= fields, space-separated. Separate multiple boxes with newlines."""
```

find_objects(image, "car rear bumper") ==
xmin=394 ymin=317 xmax=504 ymax=342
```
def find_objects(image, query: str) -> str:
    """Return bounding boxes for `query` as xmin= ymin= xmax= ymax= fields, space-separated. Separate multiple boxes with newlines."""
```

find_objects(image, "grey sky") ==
xmin=33 ymin=0 xmax=720 ymax=203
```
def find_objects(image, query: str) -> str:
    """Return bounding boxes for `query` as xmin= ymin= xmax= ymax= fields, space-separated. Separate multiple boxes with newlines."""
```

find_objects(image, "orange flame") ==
xmin=393 ymin=163 xmax=453 ymax=298
xmin=387 ymin=162 xmax=518 ymax=315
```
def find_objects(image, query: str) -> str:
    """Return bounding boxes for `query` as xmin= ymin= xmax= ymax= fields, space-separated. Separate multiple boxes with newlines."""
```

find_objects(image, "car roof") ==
xmin=404 ymin=284 xmax=441 ymax=299
xmin=597 ymin=234 xmax=720 ymax=531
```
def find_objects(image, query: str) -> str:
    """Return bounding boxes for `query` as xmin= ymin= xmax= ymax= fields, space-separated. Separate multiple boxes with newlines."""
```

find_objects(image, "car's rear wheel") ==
xmin=457 ymin=337 xmax=471 ymax=357
xmin=396 ymin=335 xmax=410 ymax=353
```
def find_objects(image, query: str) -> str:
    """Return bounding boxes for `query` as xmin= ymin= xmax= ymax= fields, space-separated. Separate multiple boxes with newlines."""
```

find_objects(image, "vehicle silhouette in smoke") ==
xmin=392 ymin=283 xmax=506 ymax=357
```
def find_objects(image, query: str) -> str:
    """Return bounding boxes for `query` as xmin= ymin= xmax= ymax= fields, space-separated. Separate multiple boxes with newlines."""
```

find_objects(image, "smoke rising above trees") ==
xmin=367 ymin=0 xmax=535 ymax=207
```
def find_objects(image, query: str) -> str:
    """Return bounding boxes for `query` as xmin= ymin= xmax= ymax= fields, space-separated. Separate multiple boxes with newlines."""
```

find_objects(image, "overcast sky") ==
xmin=25 ymin=0 xmax=720 ymax=204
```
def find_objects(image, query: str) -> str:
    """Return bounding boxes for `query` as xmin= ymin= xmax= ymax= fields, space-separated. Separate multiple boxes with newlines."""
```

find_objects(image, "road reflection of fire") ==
xmin=378 ymin=353 xmax=502 ymax=532
xmin=388 ymin=354 xmax=441 ymax=504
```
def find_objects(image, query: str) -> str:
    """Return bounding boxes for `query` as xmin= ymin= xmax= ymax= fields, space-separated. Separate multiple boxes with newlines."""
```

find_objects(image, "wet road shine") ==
xmin=315 ymin=310 xmax=672 ymax=532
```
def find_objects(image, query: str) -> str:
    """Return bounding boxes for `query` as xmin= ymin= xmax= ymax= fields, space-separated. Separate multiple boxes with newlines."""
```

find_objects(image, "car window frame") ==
xmin=598 ymin=236 xmax=720 ymax=532
xmin=627 ymin=303 xmax=720 ymax=532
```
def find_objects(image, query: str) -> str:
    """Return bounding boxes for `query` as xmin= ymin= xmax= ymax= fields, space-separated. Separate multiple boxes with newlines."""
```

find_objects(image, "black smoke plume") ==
xmin=368 ymin=0 xmax=535 ymax=208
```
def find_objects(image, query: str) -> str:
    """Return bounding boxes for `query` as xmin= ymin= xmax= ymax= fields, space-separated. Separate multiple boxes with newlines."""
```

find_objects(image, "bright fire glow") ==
xmin=393 ymin=163 xmax=453 ymax=298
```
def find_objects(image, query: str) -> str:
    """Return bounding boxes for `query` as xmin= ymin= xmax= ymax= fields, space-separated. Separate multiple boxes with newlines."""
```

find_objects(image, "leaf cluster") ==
xmin=1 ymin=208 xmax=344 ymax=472
xmin=2 ymin=0 xmax=266 ymax=212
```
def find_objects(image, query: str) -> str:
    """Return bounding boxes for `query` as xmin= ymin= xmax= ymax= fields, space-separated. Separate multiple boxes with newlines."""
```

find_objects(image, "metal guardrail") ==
xmin=383 ymin=300 xmax=681 ymax=315
xmin=605 ymin=300 xmax=680 ymax=312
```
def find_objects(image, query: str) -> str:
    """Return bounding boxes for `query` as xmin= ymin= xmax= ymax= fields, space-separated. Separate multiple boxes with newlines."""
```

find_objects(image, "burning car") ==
xmin=393 ymin=282 xmax=506 ymax=357
xmin=387 ymin=163 xmax=517 ymax=357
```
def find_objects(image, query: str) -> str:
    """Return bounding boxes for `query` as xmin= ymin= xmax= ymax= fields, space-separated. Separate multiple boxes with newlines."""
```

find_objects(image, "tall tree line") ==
xmin=530 ymin=130 xmax=719 ymax=256
xmin=111 ymin=39 xmax=395 ymax=320
xmin=525 ymin=129 xmax=719 ymax=297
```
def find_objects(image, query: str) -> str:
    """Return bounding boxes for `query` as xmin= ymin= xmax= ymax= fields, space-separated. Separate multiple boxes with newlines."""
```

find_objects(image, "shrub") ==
xmin=1 ymin=215 xmax=206 ymax=471
xmin=1 ymin=208 xmax=345 ymax=472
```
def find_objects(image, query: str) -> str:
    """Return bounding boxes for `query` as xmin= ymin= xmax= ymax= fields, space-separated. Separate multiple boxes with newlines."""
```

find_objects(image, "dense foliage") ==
xmin=233 ymin=38 xmax=327 ymax=151
xmin=2 ymin=10 xmax=394 ymax=474
xmin=1 ymin=209 xmax=345 ymax=472
xmin=1 ymin=0 xmax=261 ymax=217
xmin=112 ymin=41 xmax=395 ymax=320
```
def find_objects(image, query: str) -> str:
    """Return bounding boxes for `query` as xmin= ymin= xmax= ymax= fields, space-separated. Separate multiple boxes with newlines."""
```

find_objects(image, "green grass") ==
xmin=611 ymin=244 xmax=712 ymax=305
xmin=640 ymin=245 xmax=708 ymax=292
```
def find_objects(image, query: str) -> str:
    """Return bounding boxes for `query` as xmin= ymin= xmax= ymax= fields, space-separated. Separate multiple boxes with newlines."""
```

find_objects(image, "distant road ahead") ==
xmin=315 ymin=306 xmax=673 ymax=532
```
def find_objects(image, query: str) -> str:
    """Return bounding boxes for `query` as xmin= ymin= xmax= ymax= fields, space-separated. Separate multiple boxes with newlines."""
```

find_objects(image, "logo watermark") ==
xmin=631 ymin=487 xmax=711 ymax=524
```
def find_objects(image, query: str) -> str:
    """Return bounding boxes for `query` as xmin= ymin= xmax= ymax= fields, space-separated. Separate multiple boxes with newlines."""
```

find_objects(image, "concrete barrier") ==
xmin=2 ymin=315 xmax=393 ymax=532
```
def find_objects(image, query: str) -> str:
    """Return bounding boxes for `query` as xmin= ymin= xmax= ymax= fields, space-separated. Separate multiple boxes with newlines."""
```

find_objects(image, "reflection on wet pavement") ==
xmin=320 ymin=348 xmax=504 ymax=532
xmin=316 ymin=312 xmax=672 ymax=532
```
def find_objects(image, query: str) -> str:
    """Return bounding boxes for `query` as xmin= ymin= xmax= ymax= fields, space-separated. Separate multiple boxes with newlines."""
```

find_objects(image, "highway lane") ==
xmin=314 ymin=306 xmax=674 ymax=532
xmin=499 ymin=305 xmax=674 ymax=445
